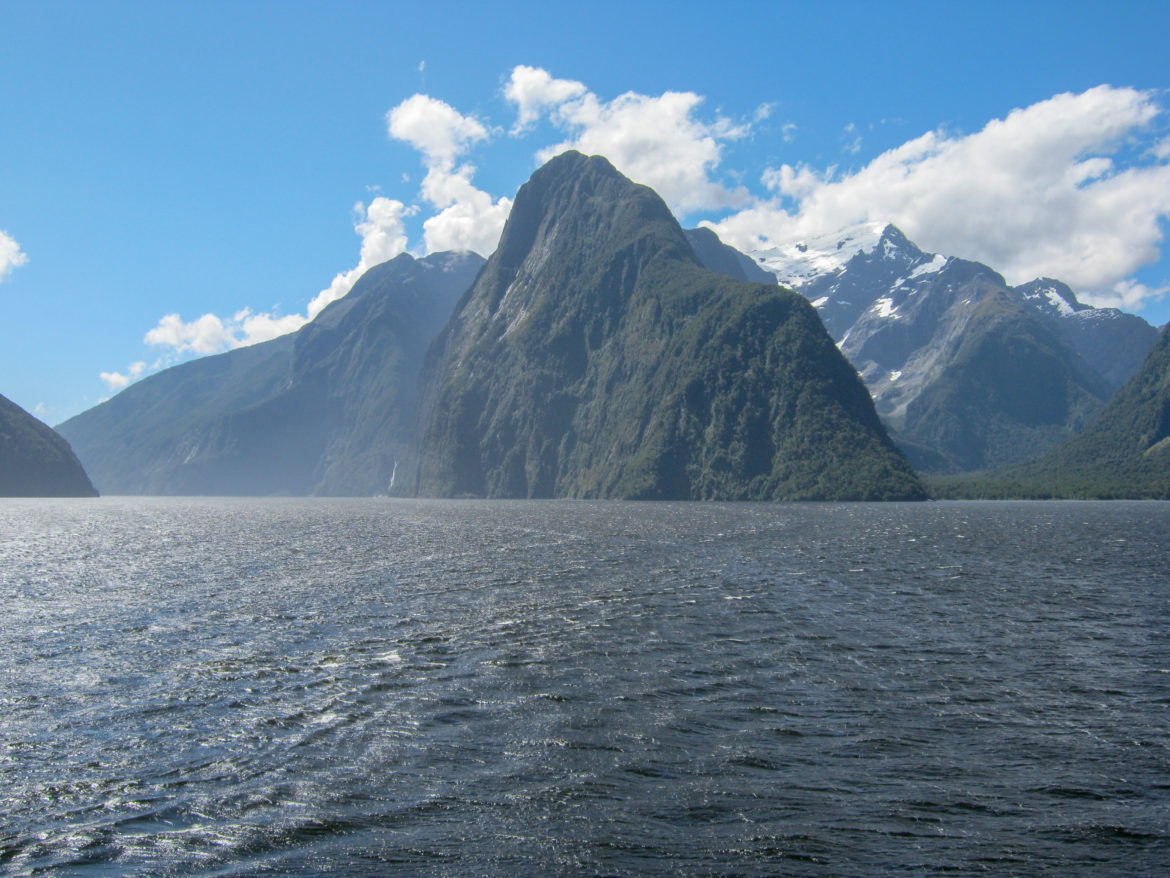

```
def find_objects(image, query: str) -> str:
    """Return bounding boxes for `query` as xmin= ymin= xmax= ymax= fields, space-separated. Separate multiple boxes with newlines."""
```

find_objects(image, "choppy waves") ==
xmin=2 ymin=498 xmax=1169 ymax=875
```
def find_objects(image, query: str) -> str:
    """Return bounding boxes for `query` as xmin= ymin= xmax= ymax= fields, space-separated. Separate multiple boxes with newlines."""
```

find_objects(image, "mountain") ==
xmin=413 ymin=152 xmax=925 ymax=501
xmin=751 ymin=223 xmax=1159 ymax=473
xmin=58 ymin=251 xmax=483 ymax=495
xmin=933 ymin=325 xmax=1170 ymax=498
xmin=1 ymin=393 xmax=97 ymax=496
xmin=683 ymin=227 xmax=778 ymax=285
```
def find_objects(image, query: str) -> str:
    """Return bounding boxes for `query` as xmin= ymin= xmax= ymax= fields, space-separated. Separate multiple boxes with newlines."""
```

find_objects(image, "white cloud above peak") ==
xmin=99 ymin=361 xmax=147 ymax=392
xmin=387 ymin=93 xmax=511 ymax=258
xmin=710 ymin=85 xmax=1170 ymax=309
xmin=386 ymin=94 xmax=489 ymax=167
xmin=307 ymin=196 xmax=411 ymax=320
xmin=505 ymin=65 xmax=587 ymax=133
xmin=0 ymin=229 xmax=28 ymax=283
xmin=504 ymin=65 xmax=754 ymax=216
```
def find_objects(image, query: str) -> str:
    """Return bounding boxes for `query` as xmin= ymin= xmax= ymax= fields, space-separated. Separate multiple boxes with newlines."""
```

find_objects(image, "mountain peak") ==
xmin=751 ymin=220 xmax=921 ymax=288
xmin=1014 ymin=277 xmax=1087 ymax=317
xmin=877 ymin=224 xmax=920 ymax=258
xmin=414 ymin=154 xmax=924 ymax=501
xmin=479 ymin=150 xmax=697 ymax=321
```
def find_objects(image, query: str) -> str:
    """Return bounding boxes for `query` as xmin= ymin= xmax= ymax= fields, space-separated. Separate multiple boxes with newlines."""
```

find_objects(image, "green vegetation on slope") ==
xmin=1 ymin=393 xmax=97 ymax=496
xmin=929 ymin=326 xmax=1170 ymax=499
xmin=416 ymin=152 xmax=925 ymax=501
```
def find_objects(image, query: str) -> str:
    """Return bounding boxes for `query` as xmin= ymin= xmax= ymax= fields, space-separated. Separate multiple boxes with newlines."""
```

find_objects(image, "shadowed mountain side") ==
xmin=58 ymin=252 xmax=483 ymax=495
xmin=414 ymin=152 xmax=925 ymax=501
xmin=1 ymin=393 xmax=98 ymax=496
xmin=684 ymin=227 xmax=777 ymax=285
xmin=931 ymin=325 xmax=1170 ymax=498
xmin=58 ymin=338 xmax=293 ymax=494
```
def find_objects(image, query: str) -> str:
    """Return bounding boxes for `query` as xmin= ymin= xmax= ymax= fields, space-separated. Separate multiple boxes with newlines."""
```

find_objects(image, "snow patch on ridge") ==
xmin=1044 ymin=288 xmax=1076 ymax=317
xmin=910 ymin=254 xmax=947 ymax=278
xmin=750 ymin=221 xmax=887 ymax=287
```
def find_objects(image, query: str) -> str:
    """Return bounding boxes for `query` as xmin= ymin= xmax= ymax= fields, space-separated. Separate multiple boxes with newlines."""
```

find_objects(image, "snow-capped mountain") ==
xmin=745 ymin=224 xmax=1159 ymax=473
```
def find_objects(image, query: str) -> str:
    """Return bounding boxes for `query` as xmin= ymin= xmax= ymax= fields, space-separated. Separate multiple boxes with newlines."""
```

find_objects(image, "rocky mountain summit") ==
xmin=750 ymin=223 xmax=1159 ymax=472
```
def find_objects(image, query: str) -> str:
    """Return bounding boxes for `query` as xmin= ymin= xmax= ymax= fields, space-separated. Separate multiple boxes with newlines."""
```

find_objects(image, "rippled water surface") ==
xmin=2 ymin=498 xmax=1169 ymax=876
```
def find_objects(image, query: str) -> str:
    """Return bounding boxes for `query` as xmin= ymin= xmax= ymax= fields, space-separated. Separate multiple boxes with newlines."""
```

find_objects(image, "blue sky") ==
xmin=2 ymin=0 xmax=1169 ymax=423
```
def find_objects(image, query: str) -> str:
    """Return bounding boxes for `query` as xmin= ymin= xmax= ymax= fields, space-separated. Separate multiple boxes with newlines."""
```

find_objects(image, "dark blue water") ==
xmin=2 ymin=499 xmax=1168 ymax=876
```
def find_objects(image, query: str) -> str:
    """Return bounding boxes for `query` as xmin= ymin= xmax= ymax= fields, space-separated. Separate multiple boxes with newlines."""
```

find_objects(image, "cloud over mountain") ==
xmin=387 ymin=94 xmax=511 ymax=256
xmin=104 ymin=75 xmax=1170 ymax=397
xmin=709 ymin=85 xmax=1170 ymax=310
xmin=505 ymin=66 xmax=755 ymax=215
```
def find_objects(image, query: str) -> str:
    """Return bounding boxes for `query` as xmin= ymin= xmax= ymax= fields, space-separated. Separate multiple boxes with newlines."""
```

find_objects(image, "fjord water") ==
xmin=2 ymin=499 xmax=1168 ymax=876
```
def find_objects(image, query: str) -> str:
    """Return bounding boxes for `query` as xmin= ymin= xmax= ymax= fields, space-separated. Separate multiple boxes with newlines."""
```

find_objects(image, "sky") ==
xmin=2 ymin=0 xmax=1170 ymax=424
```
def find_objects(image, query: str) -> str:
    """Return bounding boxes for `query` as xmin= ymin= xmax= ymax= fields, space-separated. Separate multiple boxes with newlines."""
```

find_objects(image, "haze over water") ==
xmin=2 ymin=498 xmax=1168 ymax=875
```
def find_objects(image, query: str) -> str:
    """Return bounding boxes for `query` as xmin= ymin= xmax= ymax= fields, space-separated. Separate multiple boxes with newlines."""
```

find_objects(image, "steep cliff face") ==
xmin=1 ymin=394 xmax=97 ymax=496
xmin=415 ymin=152 xmax=925 ymax=500
xmin=58 ymin=252 xmax=483 ymax=495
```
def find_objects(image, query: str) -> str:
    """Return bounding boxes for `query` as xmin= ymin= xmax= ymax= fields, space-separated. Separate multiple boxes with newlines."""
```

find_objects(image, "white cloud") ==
xmin=110 ymin=195 xmax=412 ymax=392
xmin=504 ymin=65 xmax=754 ymax=216
xmin=307 ymin=196 xmax=411 ymax=319
xmin=1094 ymin=279 xmax=1169 ymax=311
xmin=387 ymin=94 xmax=488 ymax=168
xmin=842 ymin=123 xmax=862 ymax=154
xmin=710 ymin=85 xmax=1170 ymax=309
xmin=0 ymin=229 xmax=28 ymax=282
xmin=420 ymin=168 xmax=513 ymax=254
xmin=144 ymin=313 xmax=236 ymax=355
xmin=387 ymin=93 xmax=511 ymax=257
xmin=100 ymin=361 xmax=147 ymax=391
xmin=505 ymin=65 xmax=587 ymax=133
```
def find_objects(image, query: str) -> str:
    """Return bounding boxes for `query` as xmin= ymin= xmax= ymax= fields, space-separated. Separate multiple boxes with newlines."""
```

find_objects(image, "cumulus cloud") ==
xmin=387 ymin=93 xmax=511 ymax=256
xmin=144 ymin=313 xmax=236 ymax=355
xmin=108 ymin=195 xmax=412 ymax=393
xmin=307 ymin=196 xmax=411 ymax=319
xmin=388 ymin=94 xmax=489 ymax=167
xmin=100 ymin=361 xmax=147 ymax=391
xmin=505 ymin=65 xmax=588 ymax=133
xmin=504 ymin=65 xmax=755 ymax=216
xmin=0 ymin=229 xmax=28 ymax=283
xmin=709 ymin=85 xmax=1170 ymax=309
